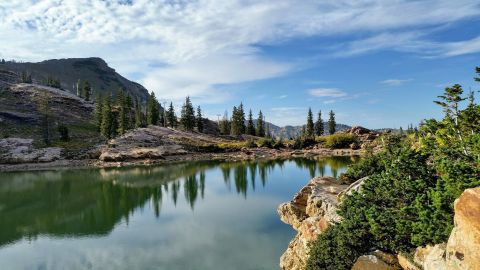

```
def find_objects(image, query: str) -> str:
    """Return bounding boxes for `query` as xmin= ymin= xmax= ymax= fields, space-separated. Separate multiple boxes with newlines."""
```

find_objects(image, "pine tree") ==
xmin=95 ymin=94 xmax=103 ymax=131
xmin=246 ymin=109 xmax=255 ymax=136
xmin=37 ymin=91 xmax=51 ymax=145
xmin=134 ymin=98 xmax=144 ymax=128
xmin=328 ymin=110 xmax=336 ymax=135
xmin=147 ymin=91 xmax=159 ymax=125
xmin=315 ymin=110 xmax=324 ymax=136
xmin=166 ymin=102 xmax=177 ymax=128
xmin=180 ymin=96 xmax=195 ymax=131
xmin=101 ymin=94 xmax=113 ymax=139
xmin=256 ymin=110 xmax=265 ymax=137
xmin=219 ymin=111 xmax=230 ymax=135
xmin=196 ymin=106 xmax=204 ymax=133
xmin=83 ymin=81 xmax=92 ymax=101
xmin=238 ymin=103 xmax=246 ymax=134
xmin=306 ymin=108 xmax=314 ymax=137
xmin=117 ymin=90 xmax=127 ymax=135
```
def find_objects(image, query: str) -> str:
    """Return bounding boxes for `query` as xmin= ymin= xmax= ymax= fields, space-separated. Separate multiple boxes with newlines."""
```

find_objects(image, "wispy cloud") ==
xmin=278 ymin=95 xmax=288 ymax=99
xmin=380 ymin=79 xmax=413 ymax=87
xmin=0 ymin=0 xmax=479 ymax=104
xmin=309 ymin=88 xmax=347 ymax=98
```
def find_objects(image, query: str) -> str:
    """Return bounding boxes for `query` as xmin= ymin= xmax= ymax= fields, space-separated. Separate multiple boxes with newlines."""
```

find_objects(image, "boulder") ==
xmin=352 ymin=250 xmax=401 ymax=270
xmin=278 ymin=177 xmax=348 ymax=270
xmin=338 ymin=176 xmax=368 ymax=201
xmin=0 ymin=138 xmax=63 ymax=163
xmin=446 ymin=187 xmax=480 ymax=270
xmin=414 ymin=244 xmax=447 ymax=270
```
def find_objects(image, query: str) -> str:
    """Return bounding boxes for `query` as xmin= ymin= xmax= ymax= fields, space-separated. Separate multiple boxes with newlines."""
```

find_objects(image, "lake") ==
xmin=0 ymin=157 xmax=357 ymax=270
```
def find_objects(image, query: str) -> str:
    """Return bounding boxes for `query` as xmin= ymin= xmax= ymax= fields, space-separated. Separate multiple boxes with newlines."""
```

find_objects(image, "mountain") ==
xmin=0 ymin=57 xmax=149 ymax=102
xmin=254 ymin=120 xmax=351 ymax=138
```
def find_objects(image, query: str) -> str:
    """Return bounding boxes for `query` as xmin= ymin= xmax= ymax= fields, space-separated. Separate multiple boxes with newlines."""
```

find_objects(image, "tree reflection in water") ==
xmin=0 ymin=156 xmax=357 ymax=247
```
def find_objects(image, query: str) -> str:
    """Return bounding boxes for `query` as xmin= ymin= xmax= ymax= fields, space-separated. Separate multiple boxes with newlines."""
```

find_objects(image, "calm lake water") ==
xmin=0 ymin=157 xmax=357 ymax=270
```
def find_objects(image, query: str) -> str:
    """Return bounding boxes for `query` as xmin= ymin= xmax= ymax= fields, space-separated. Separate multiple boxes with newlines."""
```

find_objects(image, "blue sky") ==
xmin=1 ymin=1 xmax=480 ymax=128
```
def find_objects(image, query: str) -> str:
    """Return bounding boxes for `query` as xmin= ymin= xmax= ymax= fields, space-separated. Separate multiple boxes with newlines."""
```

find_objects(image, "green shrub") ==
xmin=339 ymin=152 xmax=384 ymax=184
xmin=256 ymin=138 xmax=274 ymax=148
xmin=324 ymin=133 xmax=357 ymax=149
xmin=292 ymin=137 xmax=316 ymax=149
xmin=306 ymin=77 xmax=480 ymax=270
xmin=273 ymin=138 xmax=285 ymax=149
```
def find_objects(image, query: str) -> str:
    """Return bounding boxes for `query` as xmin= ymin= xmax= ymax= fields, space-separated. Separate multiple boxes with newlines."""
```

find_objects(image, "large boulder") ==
xmin=352 ymin=250 xmax=401 ymax=270
xmin=446 ymin=187 xmax=480 ymax=270
xmin=0 ymin=138 xmax=63 ymax=164
xmin=414 ymin=244 xmax=448 ymax=270
xmin=278 ymin=177 xmax=348 ymax=270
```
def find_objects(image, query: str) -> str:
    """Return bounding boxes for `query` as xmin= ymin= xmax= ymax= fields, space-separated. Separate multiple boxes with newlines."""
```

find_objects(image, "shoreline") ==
xmin=0 ymin=147 xmax=362 ymax=173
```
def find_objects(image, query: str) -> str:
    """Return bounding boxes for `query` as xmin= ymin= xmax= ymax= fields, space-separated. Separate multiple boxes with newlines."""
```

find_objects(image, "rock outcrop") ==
xmin=406 ymin=187 xmax=480 ymax=270
xmin=0 ymin=138 xmax=63 ymax=164
xmin=352 ymin=250 xmax=401 ymax=270
xmin=446 ymin=187 xmax=480 ymax=270
xmin=277 ymin=177 xmax=348 ymax=270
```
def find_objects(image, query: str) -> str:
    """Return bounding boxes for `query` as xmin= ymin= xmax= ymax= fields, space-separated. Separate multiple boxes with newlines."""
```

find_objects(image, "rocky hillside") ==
xmin=0 ymin=81 xmax=100 ymax=158
xmin=0 ymin=58 xmax=149 ymax=102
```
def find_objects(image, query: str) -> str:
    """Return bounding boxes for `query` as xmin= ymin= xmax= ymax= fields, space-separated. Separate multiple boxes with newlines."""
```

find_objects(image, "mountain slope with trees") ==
xmin=0 ymin=57 xmax=149 ymax=102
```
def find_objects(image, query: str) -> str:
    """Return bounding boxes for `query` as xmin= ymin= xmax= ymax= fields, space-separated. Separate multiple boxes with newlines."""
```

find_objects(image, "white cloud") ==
xmin=308 ymin=88 xmax=347 ymax=98
xmin=0 ymin=0 xmax=479 ymax=104
xmin=380 ymin=79 xmax=413 ymax=87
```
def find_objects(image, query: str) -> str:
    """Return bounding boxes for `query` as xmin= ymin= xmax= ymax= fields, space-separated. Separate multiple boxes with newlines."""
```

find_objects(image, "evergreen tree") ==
xmin=101 ymin=94 xmax=113 ymax=139
xmin=180 ymin=96 xmax=195 ymax=131
xmin=166 ymin=102 xmax=177 ymax=128
xmin=134 ymin=98 xmax=144 ymax=128
xmin=146 ymin=91 xmax=159 ymax=125
xmin=314 ymin=110 xmax=324 ymax=136
xmin=306 ymin=108 xmax=314 ymax=137
xmin=57 ymin=124 xmax=69 ymax=141
xmin=246 ymin=109 xmax=255 ymax=136
xmin=256 ymin=110 xmax=265 ymax=137
xmin=219 ymin=111 xmax=230 ymax=135
xmin=238 ymin=103 xmax=246 ymax=134
xmin=83 ymin=81 xmax=92 ymax=101
xmin=95 ymin=94 xmax=103 ymax=131
xmin=328 ymin=110 xmax=336 ymax=135
xmin=117 ymin=90 xmax=127 ymax=135
xmin=37 ymin=91 xmax=51 ymax=145
xmin=21 ymin=71 xmax=32 ymax=83
xmin=230 ymin=106 xmax=239 ymax=135
xmin=196 ymin=106 xmax=204 ymax=133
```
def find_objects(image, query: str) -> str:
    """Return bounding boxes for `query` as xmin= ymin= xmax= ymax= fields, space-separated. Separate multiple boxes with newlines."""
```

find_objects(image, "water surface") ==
xmin=0 ymin=157 xmax=356 ymax=270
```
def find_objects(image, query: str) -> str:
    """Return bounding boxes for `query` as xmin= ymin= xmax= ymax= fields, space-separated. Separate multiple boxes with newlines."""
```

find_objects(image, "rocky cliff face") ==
xmin=277 ymin=177 xmax=348 ymax=270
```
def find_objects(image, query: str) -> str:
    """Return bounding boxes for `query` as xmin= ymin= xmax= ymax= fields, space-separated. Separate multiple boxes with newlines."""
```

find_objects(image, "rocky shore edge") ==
xmin=278 ymin=177 xmax=480 ymax=270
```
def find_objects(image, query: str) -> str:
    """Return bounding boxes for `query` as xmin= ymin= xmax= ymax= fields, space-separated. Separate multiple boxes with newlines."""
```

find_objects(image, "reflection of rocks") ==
xmin=0 ymin=138 xmax=62 ymax=164
xmin=278 ymin=177 xmax=348 ymax=270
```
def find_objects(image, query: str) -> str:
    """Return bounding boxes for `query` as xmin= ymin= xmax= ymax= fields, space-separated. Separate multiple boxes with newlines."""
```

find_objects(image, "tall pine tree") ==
xmin=180 ymin=96 xmax=195 ymax=131
xmin=328 ymin=110 xmax=336 ymax=135
xmin=196 ymin=106 xmax=203 ymax=132
xmin=101 ymin=94 xmax=113 ymax=139
xmin=146 ymin=91 xmax=159 ymax=125
xmin=306 ymin=108 xmax=314 ymax=137
xmin=117 ymin=90 xmax=127 ymax=135
xmin=246 ymin=109 xmax=255 ymax=136
xmin=256 ymin=110 xmax=265 ymax=137
xmin=83 ymin=81 xmax=92 ymax=101
xmin=219 ymin=111 xmax=230 ymax=135
xmin=95 ymin=94 xmax=103 ymax=131
xmin=166 ymin=102 xmax=177 ymax=128
xmin=315 ymin=110 xmax=324 ymax=136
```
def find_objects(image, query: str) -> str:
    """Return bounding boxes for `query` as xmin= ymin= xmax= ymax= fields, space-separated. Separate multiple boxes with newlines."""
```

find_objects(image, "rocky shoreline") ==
xmin=0 ymin=147 xmax=361 ymax=173
xmin=278 ymin=177 xmax=480 ymax=270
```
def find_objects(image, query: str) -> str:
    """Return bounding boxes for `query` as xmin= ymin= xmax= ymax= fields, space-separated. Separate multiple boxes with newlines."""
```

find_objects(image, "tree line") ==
xmin=95 ymin=91 xmax=204 ymax=139
xmin=302 ymin=108 xmax=336 ymax=137
xmin=218 ymin=103 xmax=271 ymax=138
